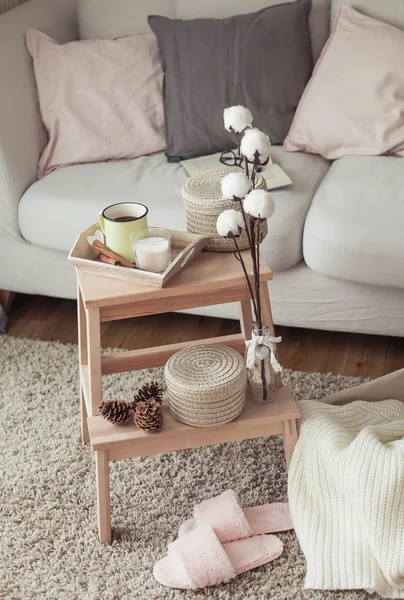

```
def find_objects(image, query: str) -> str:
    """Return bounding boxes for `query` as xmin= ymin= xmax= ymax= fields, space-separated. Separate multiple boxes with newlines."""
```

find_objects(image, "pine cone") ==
xmin=133 ymin=381 xmax=164 ymax=406
xmin=134 ymin=400 xmax=163 ymax=432
xmin=98 ymin=399 xmax=132 ymax=425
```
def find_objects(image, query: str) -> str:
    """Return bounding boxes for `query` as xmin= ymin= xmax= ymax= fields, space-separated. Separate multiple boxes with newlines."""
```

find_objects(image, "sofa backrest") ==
xmin=79 ymin=0 xmax=331 ymax=62
xmin=0 ymin=0 xmax=78 ymax=240
xmin=331 ymin=0 xmax=404 ymax=28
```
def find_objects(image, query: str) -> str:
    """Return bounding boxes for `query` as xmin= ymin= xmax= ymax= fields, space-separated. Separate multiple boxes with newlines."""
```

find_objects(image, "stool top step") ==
xmin=77 ymin=249 xmax=272 ymax=309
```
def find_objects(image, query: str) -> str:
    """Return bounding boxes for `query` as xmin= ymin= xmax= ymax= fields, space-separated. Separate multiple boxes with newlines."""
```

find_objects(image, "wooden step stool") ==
xmin=76 ymin=250 xmax=300 ymax=543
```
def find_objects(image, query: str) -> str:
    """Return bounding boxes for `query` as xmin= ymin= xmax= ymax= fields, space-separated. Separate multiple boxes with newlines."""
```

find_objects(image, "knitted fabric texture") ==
xmin=288 ymin=399 xmax=404 ymax=599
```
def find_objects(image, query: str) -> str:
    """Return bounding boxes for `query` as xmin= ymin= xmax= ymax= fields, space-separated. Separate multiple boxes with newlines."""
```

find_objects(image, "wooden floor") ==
xmin=5 ymin=293 xmax=404 ymax=379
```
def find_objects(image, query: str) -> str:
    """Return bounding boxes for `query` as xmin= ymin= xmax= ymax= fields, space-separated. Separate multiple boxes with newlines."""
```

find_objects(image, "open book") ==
xmin=180 ymin=151 xmax=292 ymax=190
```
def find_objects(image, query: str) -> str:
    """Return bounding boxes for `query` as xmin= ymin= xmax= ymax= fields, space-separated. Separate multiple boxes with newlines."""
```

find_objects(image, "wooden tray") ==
xmin=68 ymin=223 xmax=209 ymax=288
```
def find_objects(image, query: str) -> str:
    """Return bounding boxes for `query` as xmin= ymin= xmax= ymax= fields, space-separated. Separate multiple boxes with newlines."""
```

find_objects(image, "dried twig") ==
xmin=244 ymin=156 xmax=249 ymax=178
xmin=236 ymin=132 xmax=241 ymax=157
xmin=234 ymin=197 xmax=253 ymax=250
xmin=232 ymin=236 xmax=258 ymax=320
xmin=226 ymin=120 xmax=273 ymax=400
xmin=255 ymin=219 xmax=262 ymax=327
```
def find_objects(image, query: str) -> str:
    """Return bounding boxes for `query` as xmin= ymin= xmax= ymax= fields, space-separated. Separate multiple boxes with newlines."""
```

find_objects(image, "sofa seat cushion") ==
xmin=303 ymin=156 xmax=404 ymax=289
xmin=262 ymin=147 xmax=329 ymax=271
xmin=18 ymin=153 xmax=188 ymax=252
xmin=18 ymin=149 xmax=329 ymax=272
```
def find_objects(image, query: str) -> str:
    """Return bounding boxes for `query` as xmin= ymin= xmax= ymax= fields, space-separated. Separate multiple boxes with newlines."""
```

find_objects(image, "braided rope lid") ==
xmin=182 ymin=168 xmax=267 ymax=252
xmin=182 ymin=168 xmax=266 ymax=212
xmin=165 ymin=344 xmax=245 ymax=392
xmin=165 ymin=344 xmax=247 ymax=427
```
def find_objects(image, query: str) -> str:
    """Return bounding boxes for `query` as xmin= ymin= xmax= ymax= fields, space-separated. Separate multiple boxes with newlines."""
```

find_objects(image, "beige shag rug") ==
xmin=0 ymin=335 xmax=374 ymax=600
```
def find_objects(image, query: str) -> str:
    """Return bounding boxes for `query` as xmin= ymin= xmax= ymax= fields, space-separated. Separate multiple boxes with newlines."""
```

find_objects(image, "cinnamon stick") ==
xmin=92 ymin=239 xmax=135 ymax=269
xmin=99 ymin=253 xmax=122 ymax=267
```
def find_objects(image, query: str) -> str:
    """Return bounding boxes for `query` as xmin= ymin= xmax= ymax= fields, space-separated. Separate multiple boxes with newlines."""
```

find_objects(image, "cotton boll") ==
xmin=216 ymin=209 xmax=245 ymax=237
xmin=223 ymin=106 xmax=253 ymax=133
xmin=221 ymin=172 xmax=252 ymax=200
xmin=243 ymin=190 xmax=275 ymax=219
xmin=240 ymin=128 xmax=271 ymax=163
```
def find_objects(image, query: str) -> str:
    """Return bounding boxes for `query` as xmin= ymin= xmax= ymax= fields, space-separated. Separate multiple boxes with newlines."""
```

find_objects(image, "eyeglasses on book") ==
xmin=219 ymin=149 xmax=262 ymax=171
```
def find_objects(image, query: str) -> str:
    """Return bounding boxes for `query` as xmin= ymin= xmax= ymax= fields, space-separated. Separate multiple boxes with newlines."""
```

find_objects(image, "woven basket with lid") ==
xmin=182 ymin=168 xmax=268 ymax=251
xmin=165 ymin=344 xmax=247 ymax=427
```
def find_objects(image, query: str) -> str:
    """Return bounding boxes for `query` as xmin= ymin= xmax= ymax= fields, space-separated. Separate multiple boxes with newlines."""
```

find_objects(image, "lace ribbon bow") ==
xmin=245 ymin=333 xmax=283 ymax=372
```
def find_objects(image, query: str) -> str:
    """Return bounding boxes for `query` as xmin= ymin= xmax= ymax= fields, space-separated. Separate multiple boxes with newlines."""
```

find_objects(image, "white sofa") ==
xmin=1 ymin=0 xmax=404 ymax=335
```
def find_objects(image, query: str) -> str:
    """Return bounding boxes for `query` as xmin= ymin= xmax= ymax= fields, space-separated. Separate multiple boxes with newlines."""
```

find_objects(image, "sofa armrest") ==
xmin=0 ymin=0 xmax=78 ymax=240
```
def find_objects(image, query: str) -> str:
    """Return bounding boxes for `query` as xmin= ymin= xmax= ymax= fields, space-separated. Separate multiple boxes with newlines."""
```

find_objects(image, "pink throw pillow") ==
xmin=27 ymin=29 xmax=166 ymax=177
xmin=283 ymin=6 xmax=404 ymax=159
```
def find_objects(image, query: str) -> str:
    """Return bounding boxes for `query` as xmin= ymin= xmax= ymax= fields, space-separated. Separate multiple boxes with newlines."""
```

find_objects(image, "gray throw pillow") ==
xmin=149 ymin=0 xmax=313 ymax=161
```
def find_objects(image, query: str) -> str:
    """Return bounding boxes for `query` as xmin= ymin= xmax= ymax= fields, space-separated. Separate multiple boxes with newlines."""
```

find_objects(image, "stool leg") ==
xmin=0 ymin=290 xmax=15 ymax=313
xmin=239 ymin=299 xmax=254 ymax=341
xmin=77 ymin=282 xmax=88 ymax=366
xmin=80 ymin=389 xmax=89 ymax=444
xmin=78 ymin=283 xmax=90 ymax=442
xmin=95 ymin=450 xmax=111 ymax=544
xmin=283 ymin=419 xmax=298 ymax=469
xmin=86 ymin=307 xmax=102 ymax=416
xmin=260 ymin=283 xmax=282 ymax=386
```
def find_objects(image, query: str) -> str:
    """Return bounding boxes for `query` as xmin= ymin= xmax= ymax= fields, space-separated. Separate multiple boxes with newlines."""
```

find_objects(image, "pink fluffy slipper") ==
xmin=154 ymin=523 xmax=283 ymax=589
xmin=178 ymin=489 xmax=293 ymax=543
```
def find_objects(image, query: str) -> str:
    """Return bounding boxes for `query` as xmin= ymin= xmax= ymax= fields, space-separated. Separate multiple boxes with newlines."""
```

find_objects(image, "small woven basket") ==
xmin=182 ymin=168 xmax=268 ymax=252
xmin=165 ymin=344 xmax=247 ymax=427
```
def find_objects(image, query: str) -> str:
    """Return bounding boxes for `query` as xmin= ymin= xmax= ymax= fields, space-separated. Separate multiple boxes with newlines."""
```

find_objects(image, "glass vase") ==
xmin=245 ymin=324 xmax=277 ymax=404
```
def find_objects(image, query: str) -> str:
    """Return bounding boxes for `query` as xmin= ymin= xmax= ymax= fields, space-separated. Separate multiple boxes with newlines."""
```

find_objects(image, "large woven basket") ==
xmin=182 ymin=168 xmax=268 ymax=252
xmin=165 ymin=344 xmax=247 ymax=427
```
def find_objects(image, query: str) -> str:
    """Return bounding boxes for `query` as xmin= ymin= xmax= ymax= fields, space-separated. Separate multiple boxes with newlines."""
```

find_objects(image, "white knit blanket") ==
xmin=288 ymin=399 xmax=404 ymax=598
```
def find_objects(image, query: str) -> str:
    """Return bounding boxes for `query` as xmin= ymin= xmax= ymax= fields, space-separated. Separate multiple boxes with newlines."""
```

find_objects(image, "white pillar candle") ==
xmin=134 ymin=236 xmax=170 ymax=273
